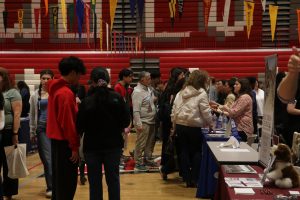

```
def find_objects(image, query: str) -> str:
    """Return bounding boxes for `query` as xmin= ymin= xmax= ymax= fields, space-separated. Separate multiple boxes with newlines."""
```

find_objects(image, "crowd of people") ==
xmin=0 ymin=48 xmax=299 ymax=199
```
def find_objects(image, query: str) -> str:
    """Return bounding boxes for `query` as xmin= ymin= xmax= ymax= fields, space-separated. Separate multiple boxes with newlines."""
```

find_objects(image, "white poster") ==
xmin=259 ymin=54 xmax=277 ymax=167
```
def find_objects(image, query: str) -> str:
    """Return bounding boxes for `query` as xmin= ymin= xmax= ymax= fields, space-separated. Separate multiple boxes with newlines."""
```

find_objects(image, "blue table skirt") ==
xmin=196 ymin=131 xmax=228 ymax=198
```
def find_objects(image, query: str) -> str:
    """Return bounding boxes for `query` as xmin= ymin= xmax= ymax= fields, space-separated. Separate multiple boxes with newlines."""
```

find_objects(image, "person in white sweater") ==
xmin=171 ymin=69 xmax=213 ymax=187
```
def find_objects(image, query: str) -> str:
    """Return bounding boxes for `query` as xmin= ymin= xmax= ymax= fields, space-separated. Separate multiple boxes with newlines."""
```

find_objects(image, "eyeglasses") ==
xmin=260 ymin=188 xmax=273 ymax=195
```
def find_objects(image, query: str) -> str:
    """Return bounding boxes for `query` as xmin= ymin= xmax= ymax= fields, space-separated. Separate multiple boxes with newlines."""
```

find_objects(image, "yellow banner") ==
xmin=110 ymin=0 xmax=118 ymax=30
xmin=100 ymin=18 xmax=103 ymax=51
xmin=298 ymin=9 xmax=300 ymax=44
xmin=269 ymin=4 xmax=278 ymax=42
xmin=169 ymin=0 xmax=176 ymax=19
xmin=18 ymin=9 xmax=24 ymax=35
xmin=244 ymin=1 xmax=254 ymax=39
xmin=61 ymin=0 xmax=67 ymax=30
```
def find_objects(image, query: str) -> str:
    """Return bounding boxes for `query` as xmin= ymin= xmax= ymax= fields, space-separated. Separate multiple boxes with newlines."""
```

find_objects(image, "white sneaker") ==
xmin=45 ymin=190 xmax=52 ymax=198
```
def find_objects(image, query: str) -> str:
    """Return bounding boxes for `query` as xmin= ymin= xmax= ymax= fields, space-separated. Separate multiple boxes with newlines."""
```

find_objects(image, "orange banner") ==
xmin=298 ymin=9 xmax=300 ymax=44
xmin=44 ymin=0 xmax=48 ymax=16
xmin=269 ymin=4 xmax=278 ymax=42
xmin=244 ymin=1 xmax=254 ymax=39
xmin=203 ymin=0 xmax=212 ymax=30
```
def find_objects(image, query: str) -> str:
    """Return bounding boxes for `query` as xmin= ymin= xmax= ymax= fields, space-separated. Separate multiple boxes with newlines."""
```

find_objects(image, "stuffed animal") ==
xmin=266 ymin=143 xmax=300 ymax=188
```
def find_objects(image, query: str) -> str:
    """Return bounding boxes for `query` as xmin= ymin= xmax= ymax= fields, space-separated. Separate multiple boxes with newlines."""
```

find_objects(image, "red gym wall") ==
xmin=0 ymin=0 xmax=298 ymax=85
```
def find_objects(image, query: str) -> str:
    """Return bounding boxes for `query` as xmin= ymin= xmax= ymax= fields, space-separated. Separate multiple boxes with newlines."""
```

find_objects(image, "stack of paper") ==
xmin=234 ymin=188 xmax=255 ymax=195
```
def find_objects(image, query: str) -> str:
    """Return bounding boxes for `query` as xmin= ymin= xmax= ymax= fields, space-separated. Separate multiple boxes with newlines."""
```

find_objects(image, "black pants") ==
xmin=238 ymin=131 xmax=248 ymax=142
xmin=0 ymin=129 xmax=19 ymax=198
xmin=176 ymin=124 xmax=202 ymax=184
xmin=51 ymin=140 xmax=78 ymax=200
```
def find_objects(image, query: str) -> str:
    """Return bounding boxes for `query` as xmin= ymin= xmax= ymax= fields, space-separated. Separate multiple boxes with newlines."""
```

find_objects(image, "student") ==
xmin=29 ymin=69 xmax=54 ymax=198
xmin=77 ymin=67 xmax=130 ymax=200
xmin=46 ymin=56 xmax=86 ymax=200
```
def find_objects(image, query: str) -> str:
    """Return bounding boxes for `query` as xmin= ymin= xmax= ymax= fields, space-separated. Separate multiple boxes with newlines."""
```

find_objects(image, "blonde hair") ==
xmin=184 ymin=69 xmax=209 ymax=90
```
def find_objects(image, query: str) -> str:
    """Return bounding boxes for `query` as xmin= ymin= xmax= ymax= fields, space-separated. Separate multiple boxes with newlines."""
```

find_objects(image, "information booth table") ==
xmin=215 ymin=165 xmax=300 ymax=200
xmin=196 ymin=132 xmax=229 ymax=198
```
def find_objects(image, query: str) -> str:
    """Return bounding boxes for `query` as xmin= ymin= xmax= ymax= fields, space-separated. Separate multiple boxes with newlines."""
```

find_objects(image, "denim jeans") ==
xmin=85 ymin=149 xmax=122 ymax=200
xmin=37 ymin=122 xmax=52 ymax=191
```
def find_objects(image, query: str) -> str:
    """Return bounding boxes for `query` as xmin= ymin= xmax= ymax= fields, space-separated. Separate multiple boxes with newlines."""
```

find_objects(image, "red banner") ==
xmin=34 ymin=8 xmax=40 ymax=34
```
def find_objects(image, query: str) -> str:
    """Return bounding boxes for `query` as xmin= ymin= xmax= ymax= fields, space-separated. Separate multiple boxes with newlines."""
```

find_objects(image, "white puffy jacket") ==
xmin=171 ymin=86 xmax=213 ymax=128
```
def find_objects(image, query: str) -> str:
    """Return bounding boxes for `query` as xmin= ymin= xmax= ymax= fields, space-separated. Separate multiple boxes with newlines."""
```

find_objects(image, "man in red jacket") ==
xmin=46 ymin=56 xmax=86 ymax=200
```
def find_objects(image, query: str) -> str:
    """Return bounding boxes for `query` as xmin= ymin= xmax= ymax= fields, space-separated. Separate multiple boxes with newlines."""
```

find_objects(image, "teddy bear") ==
xmin=266 ymin=143 xmax=300 ymax=188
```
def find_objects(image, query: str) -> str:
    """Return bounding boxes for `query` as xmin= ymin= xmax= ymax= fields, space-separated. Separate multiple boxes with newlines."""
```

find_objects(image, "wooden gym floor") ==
xmin=15 ymin=133 xmax=208 ymax=200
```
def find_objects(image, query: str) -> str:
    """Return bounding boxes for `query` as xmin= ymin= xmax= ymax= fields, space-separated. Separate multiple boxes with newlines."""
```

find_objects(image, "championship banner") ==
xmin=106 ymin=23 xmax=109 ymax=51
xmin=137 ymin=0 xmax=144 ymax=23
xmin=169 ymin=0 xmax=176 ymax=26
xmin=67 ymin=4 xmax=74 ymax=32
xmin=269 ymin=4 xmax=278 ymax=42
xmin=61 ymin=0 xmax=67 ymax=30
xmin=261 ymin=0 xmax=266 ymax=12
xmin=298 ymin=9 xmax=300 ymax=44
xmin=203 ymin=0 xmax=212 ymax=30
xmin=244 ymin=1 xmax=254 ymax=39
xmin=110 ymin=0 xmax=118 ymax=30
xmin=259 ymin=54 xmax=277 ymax=167
xmin=3 ymin=10 xmax=8 ymax=34
xmin=178 ymin=0 xmax=183 ymax=18
xmin=85 ymin=6 xmax=90 ymax=47
xmin=18 ymin=9 xmax=24 ymax=35
xmin=76 ymin=0 xmax=84 ymax=40
xmin=34 ymin=8 xmax=40 ymax=34
xmin=44 ymin=0 xmax=48 ymax=16
xmin=52 ymin=7 xmax=58 ymax=32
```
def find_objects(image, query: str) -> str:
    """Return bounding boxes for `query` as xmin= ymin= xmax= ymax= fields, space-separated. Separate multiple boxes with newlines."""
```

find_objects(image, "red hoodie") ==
xmin=46 ymin=78 xmax=80 ymax=152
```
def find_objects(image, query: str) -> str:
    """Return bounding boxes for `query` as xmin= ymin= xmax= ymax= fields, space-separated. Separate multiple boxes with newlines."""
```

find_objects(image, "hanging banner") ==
xmin=44 ymin=0 xmax=49 ymax=16
xmin=139 ymin=35 xmax=142 ymax=51
xmin=18 ymin=9 xmax=24 ymax=35
xmin=67 ymin=4 xmax=74 ymax=32
xmin=203 ymin=0 xmax=212 ymax=30
xmin=259 ymin=54 xmax=277 ymax=167
xmin=106 ymin=23 xmax=109 ymax=51
xmin=244 ymin=1 xmax=254 ymax=39
xmin=114 ymin=31 xmax=116 ymax=53
xmin=135 ymin=36 xmax=138 ymax=52
xmin=269 ymin=4 xmax=278 ymax=42
xmin=298 ymin=9 xmax=300 ymax=44
xmin=61 ymin=0 xmax=67 ymax=30
xmin=76 ymin=0 xmax=84 ymax=40
xmin=137 ymin=0 xmax=144 ymax=23
xmin=94 ymin=13 xmax=97 ymax=49
xmin=130 ymin=0 xmax=135 ymax=18
xmin=52 ymin=7 xmax=58 ymax=32
xmin=110 ymin=0 xmax=118 ymax=30
xmin=3 ymin=10 xmax=8 ymax=34
xmin=100 ymin=18 xmax=103 ymax=51
xmin=91 ymin=0 xmax=96 ymax=11
xmin=261 ymin=0 xmax=266 ymax=12
xmin=34 ymin=8 xmax=40 ymax=34
xmin=169 ymin=0 xmax=176 ymax=27
xmin=85 ymin=5 xmax=90 ymax=47
xmin=178 ymin=0 xmax=183 ymax=18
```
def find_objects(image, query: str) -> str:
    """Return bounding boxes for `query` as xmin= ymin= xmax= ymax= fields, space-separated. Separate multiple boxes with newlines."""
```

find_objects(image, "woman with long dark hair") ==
xmin=77 ymin=67 xmax=130 ymax=200
xmin=29 ymin=69 xmax=54 ymax=198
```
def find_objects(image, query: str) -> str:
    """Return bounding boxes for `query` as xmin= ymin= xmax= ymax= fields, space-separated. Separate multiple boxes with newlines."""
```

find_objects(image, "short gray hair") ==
xmin=138 ymin=71 xmax=150 ymax=80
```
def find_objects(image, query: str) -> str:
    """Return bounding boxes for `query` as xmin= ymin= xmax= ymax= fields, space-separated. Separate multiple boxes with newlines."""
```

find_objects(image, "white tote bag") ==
xmin=4 ymin=143 xmax=29 ymax=179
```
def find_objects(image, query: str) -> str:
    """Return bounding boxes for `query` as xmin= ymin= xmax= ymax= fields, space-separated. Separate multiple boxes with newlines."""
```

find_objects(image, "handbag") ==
xmin=4 ymin=143 xmax=29 ymax=179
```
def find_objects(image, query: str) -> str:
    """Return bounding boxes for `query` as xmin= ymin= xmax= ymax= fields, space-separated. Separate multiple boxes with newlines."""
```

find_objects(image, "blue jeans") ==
xmin=37 ymin=122 xmax=52 ymax=191
xmin=85 ymin=149 xmax=121 ymax=200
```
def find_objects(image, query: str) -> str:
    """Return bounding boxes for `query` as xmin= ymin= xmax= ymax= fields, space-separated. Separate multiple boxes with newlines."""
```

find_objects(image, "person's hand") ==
xmin=124 ymin=127 xmax=131 ymax=134
xmin=12 ymin=135 xmax=18 ymax=145
xmin=209 ymin=101 xmax=219 ymax=109
xmin=69 ymin=151 xmax=79 ymax=164
xmin=288 ymin=46 xmax=300 ymax=73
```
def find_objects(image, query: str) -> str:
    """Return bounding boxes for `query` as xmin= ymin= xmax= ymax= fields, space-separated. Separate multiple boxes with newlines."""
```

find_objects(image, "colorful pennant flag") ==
xmin=100 ymin=18 xmax=103 ymax=51
xmin=18 ymin=9 xmax=24 ymax=35
xmin=61 ymin=0 xmax=67 ymax=30
xmin=137 ymin=0 xmax=144 ymax=23
xmin=67 ymin=4 xmax=74 ymax=32
xmin=34 ymin=8 xmax=40 ymax=34
xmin=106 ymin=23 xmax=109 ymax=51
xmin=203 ymin=0 xmax=212 ymax=30
xmin=52 ymin=7 xmax=58 ymax=32
xmin=297 ymin=10 xmax=300 ymax=44
xmin=85 ymin=5 xmax=90 ymax=47
xmin=269 ymin=4 xmax=278 ymax=42
xmin=261 ymin=0 xmax=266 ymax=12
xmin=44 ymin=0 xmax=48 ymax=16
xmin=244 ymin=1 xmax=255 ymax=39
xmin=91 ymin=0 xmax=96 ymax=12
xmin=110 ymin=0 xmax=118 ymax=30
xmin=178 ymin=0 xmax=183 ymax=18
xmin=3 ymin=10 xmax=8 ymax=34
xmin=76 ymin=0 xmax=84 ymax=40
xmin=169 ymin=0 xmax=176 ymax=27
xmin=130 ymin=0 xmax=136 ymax=18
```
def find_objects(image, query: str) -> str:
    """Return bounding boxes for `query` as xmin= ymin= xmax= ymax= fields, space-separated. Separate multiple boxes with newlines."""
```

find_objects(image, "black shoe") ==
xmin=159 ymin=166 xmax=168 ymax=180
xmin=80 ymin=176 xmax=87 ymax=185
xmin=186 ymin=181 xmax=197 ymax=188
